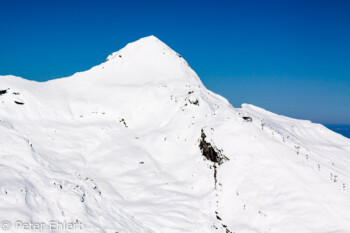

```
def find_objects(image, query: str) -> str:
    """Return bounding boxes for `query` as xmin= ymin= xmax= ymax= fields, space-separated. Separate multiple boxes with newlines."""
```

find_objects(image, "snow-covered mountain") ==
xmin=1 ymin=36 xmax=350 ymax=233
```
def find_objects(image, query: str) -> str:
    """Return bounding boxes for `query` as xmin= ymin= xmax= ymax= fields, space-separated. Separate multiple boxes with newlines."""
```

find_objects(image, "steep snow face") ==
xmin=1 ymin=36 xmax=350 ymax=233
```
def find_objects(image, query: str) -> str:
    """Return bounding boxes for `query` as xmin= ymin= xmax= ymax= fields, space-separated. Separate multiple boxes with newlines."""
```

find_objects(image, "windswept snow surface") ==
xmin=1 ymin=36 xmax=350 ymax=233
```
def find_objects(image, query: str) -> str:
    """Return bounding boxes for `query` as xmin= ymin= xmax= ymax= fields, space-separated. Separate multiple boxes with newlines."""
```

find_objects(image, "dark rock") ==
xmin=242 ymin=116 xmax=252 ymax=122
xmin=14 ymin=101 xmax=24 ymax=105
xmin=199 ymin=129 xmax=227 ymax=165
xmin=189 ymin=99 xmax=199 ymax=106
xmin=119 ymin=118 xmax=128 ymax=128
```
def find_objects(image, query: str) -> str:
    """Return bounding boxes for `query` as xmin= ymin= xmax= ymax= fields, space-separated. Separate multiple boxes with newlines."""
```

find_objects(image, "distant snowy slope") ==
xmin=1 ymin=36 xmax=350 ymax=233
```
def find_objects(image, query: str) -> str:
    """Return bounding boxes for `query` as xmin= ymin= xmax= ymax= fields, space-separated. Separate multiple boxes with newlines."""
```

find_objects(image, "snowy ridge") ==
xmin=1 ymin=36 xmax=350 ymax=233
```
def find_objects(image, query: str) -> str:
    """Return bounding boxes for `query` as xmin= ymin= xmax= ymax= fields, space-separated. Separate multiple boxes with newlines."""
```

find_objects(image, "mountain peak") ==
xmin=1 ymin=36 xmax=350 ymax=233
xmin=105 ymin=35 xmax=168 ymax=61
xmin=135 ymin=35 xmax=161 ymax=43
xmin=101 ymin=36 xmax=200 ymax=85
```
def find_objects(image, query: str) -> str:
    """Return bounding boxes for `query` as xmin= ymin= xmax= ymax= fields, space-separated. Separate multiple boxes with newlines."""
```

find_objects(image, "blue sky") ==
xmin=0 ymin=0 xmax=349 ymax=124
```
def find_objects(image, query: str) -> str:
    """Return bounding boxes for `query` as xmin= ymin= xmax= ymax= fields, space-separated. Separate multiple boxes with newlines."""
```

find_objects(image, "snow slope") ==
xmin=1 ymin=36 xmax=350 ymax=233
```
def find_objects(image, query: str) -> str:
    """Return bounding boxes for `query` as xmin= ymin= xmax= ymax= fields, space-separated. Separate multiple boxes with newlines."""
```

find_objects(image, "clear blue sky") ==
xmin=1 ymin=0 xmax=349 ymax=124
